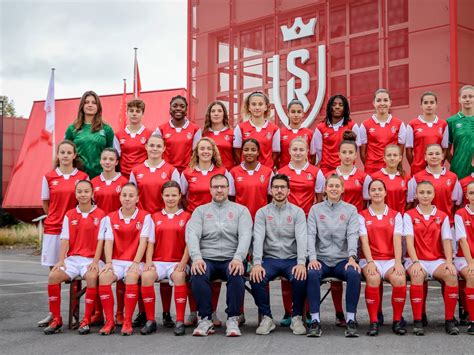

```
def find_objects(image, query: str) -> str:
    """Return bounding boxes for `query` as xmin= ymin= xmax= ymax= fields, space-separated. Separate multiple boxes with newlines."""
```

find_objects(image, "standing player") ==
xmin=447 ymin=85 xmax=474 ymax=179
xmin=371 ymin=145 xmax=410 ymax=214
xmin=156 ymin=95 xmax=201 ymax=173
xmin=233 ymin=91 xmax=280 ymax=169
xmin=460 ymin=164 xmax=474 ymax=206
xmin=306 ymin=175 xmax=361 ymax=338
xmin=279 ymin=99 xmax=314 ymax=167
xmin=404 ymin=181 xmax=459 ymax=335
xmin=230 ymin=138 xmax=273 ymax=219
xmin=140 ymin=181 xmax=191 ymax=336
xmin=312 ymin=94 xmax=359 ymax=174
xmin=454 ymin=182 xmax=474 ymax=334
xmin=65 ymin=91 xmax=115 ymax=179
xmin=114 ymin=99 xmax=153 ymax=179
xmin=359 ymin=89 xmax=406 ymax=175
xmin=43 ymin=180 xmax=106 ymax=335
xmin=98 ymin=183 xmax=151 ymax=336
xmin=359 ymin=179 xmax=407 ymax=336
xmin=202 ymin=101 xmax=238 ymax=171
xmin=405 ymin=92 xmax=449 ymax=175
xmin=38 ymin=140 xmax=88 ymax=327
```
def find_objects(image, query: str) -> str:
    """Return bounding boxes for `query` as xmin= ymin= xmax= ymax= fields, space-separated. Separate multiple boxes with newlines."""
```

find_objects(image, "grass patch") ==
xmin=0 ymin=223 xmax=39 ymax=246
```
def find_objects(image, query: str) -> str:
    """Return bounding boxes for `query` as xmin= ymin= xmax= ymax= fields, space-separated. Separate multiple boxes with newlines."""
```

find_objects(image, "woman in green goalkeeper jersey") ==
xmin=447 ymin=85 xmax=474 ymax=179
xmin=65 ymin=91 xmax=115 ymax=178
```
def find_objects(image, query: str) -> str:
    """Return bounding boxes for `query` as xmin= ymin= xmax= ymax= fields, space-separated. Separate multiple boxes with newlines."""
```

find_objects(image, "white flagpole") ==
xmin=44 ymin=68 xmax=56 ymax=163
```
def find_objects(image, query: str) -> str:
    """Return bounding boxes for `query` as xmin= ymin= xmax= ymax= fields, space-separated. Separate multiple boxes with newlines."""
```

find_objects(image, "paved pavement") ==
xmin=0 ymin=248 xmax=472 ymax=354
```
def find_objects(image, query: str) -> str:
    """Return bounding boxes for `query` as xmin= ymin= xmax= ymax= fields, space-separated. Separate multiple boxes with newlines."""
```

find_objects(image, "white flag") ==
xmin=44 ymin=70 xmax=55 ymax=133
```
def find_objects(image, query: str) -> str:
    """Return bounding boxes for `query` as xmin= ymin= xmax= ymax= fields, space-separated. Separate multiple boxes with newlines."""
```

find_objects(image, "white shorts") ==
xmin=62 ymin=256 xmax=104 ymax=280
xmin=41 ymin=234 xmax=60 ymax=266
xmin=360 ymin=259 xmax=396 ymax=279
xmin=405 ymin=258 xmax=446 ymax=279
xmin=153 ymin=261 xmax=189 ymax=286
xmin=112 ymin=260 xmax=144 ymax=281
xmin=454 ymin=257 xmax=468 ymax=272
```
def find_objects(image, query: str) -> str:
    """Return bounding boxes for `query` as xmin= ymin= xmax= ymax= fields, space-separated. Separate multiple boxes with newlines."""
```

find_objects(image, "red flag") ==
xmin=133 ymin=49 xmax=141 ymax=98
xmin=118 ymin=79 xmax=127 ymax=129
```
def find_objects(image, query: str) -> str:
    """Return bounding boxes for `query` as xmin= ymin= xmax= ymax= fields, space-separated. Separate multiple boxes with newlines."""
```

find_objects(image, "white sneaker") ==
xmin=256 ymin=315 xmax=276 ymax=335
xmin=37 ymin=313 xmax=53 ymax=327
xmin=226 ymin=316 xmax=241 ymax=337
xmin=192 ymin=318 xmax=215 ymax=336
xmin=290 ymin=315 xmax=306 ymax=335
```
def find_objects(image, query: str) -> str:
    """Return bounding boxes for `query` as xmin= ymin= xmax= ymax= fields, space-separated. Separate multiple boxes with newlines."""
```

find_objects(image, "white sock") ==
xmin=311 ymin=313 xmax=320 ymax=322
xmin=346 ymin=312 xmax=355 ymax=322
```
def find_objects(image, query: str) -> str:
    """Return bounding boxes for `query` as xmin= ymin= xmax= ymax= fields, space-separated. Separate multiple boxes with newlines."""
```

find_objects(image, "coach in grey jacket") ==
xmin=250 ymin=174 xmax=308 ymax=336
xmin=306 ymin=174 xmax=361 ymax=338
xmin=186 ymin=174 xmax=252 ymax=337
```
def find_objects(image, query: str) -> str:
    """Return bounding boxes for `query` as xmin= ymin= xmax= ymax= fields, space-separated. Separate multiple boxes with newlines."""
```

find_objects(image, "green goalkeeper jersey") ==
xmin=447 ymin=111 xmax=474 ymax=179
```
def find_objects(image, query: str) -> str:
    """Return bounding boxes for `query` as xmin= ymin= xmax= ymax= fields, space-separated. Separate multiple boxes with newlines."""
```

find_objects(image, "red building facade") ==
xmin=187 ymin=0 xmax=473 ymax=127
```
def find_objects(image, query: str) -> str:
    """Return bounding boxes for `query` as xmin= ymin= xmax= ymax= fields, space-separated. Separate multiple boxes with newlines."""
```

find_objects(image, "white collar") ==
xmin=368 ymin=205 xmax=388 ymax=217
xmin=371 ymin=114 xmax=393 ymax=126
xmin=119 ymin=207 xmax=139 ymax=220
xmin=336 ymin=166 xmax=357 ymax=178
xmin=169 ymin=119 xmax=190 ymax=130
xmin=161 ymin=208 xmax=184 ymax=218
xmin=465 ymin=205 xmax=474 ymax=216
xmin=328 ymin=119 xmax=344 ymax=130
xmin=55 ymin=168 xmax=79 ymax=177
xmin=380 ymin=168 xmax=400 ymax=177
xmin=145 ymin=160 xmax=165 ymax=170
xmin=209 ymin=126 xmax=229 ymax=134
xmin=75 ymin=205 xmax=97 ymax=216
xmin=125 ymin=125 xmax=145 ymax=135
xmin=425 ymin=166 xmax=447 ymax=177
xmin=416 ymin=205 xmax=437 ymax=217
xmin=288 ymin=162 xmax=309 ymax=174
xmin=100 ymin=172 xmax=122 ymax=183
xmin=240 ymin=162 xmax=262 ymax=173
xmin=417 ymin=115 xmax=439 ymax=125
xmin=249 ymin=119 xmax=269 ymax=130
xmin=195 ymin=164 xmax=215 ymax=173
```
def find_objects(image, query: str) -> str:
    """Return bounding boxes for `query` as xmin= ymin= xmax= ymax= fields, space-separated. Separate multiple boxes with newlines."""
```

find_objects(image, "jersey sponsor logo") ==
xmin=224 ymin=134 xmax=230 ymax=141
xmin=120 ymin=138 xmax=126 ymax=144
xmin=446 ymin=179 xmax=452 ymax=186
xmin=179 ymin=220 xmax=185 ymax=227
xmin=71 ymin=219 xmax=78 ymax=225
xmin=416 ymin=128 xmax=423 ymax=133
xmin=94 ymin=186 xmax=101 ymax=191
xmin=389 ymin=218 xmax=394 ymax=226
xmin=165 ymin=133 xmax=172 ymax=138
xmin=266 ymin=132 xmax=272 ymax=140
xmin=237 ymin=176 xmax=244 ymax=182
xmin=140 ymin=136 xmax=147 ymax=144
xmin=116 ymin=186 xmax=122 ymax=193
xmin=136 ymin=222 xmax=142 ymax=230
xmin=339 ymin=214 xmax=346 ymax=221
xmin=186 ymin=132 xmax=193 ymax=140
xmin=244 ymin=131 xmax=251 ymax=138
xmin=52 ymin=180 xmax=59 ymax=186
xmin=287 ymin=215 xmax=293 ymax=224
xmin=366 ymin=220 xmax=373 ymax=226
xmin=414 ymin=218 xmax=420 ymax=224
xmin=93 ymin=218 xmax=100 ymax=226
xmin=282 ymin=135 xmax=289 ymax=140
xmin=369 ymin=128 xmax=376 ymax=133
xmin=260 ymin=175 xmax=265 ymax=183
xmin=191 ymin=177 xmax=198 ymax=183
xmin=391 ymin=126 xmax=397 ymax=134
xmin=113 ymin=224 xmax=120 ymax=230
xmin=456 ymin=123 xmax=462 ymax=128
xmin=466 ymin=220 xmax=472 ymax=226
xmin=205 ymin=213 xmax=214 ymax=219
xmin=228 ymin=212 xmax=234 ymax=220
xmin=161 ymin=172 xmax=168 ymax=179
xmin=137 ymin=173 xmax=144 ymax=179
xmin=156 ymin=220 xmax=163 ymax=226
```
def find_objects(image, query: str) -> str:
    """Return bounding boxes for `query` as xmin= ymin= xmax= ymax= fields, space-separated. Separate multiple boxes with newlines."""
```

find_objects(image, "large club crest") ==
xmin=272 ymin=17 xmax=326 ymax=128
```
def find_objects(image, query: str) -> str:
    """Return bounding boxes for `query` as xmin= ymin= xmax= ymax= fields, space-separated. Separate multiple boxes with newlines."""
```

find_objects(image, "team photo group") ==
xmin=38 ymin=84 xmax=474 ymax=339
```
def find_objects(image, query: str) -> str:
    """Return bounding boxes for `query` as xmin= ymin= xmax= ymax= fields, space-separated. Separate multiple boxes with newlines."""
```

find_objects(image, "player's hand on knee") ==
xmin=250 ymin=264 xmax=265 ymax=283
xmin=444 ymin=262 xmax=457 ymax=276
xmin=191 ymin=260 xmax=206 ymax=275
xmin=229 ymin=259 xmax=244 ymax=276
xmin=52 ymin=260 xmax=65 ymax=273
xmin=101 ymin=262 xmax=113 ymax=275
xmin=292 ymin=264 xmax=307 ymax=280
xmin=308 ymin=260 xmax=321 ymax=270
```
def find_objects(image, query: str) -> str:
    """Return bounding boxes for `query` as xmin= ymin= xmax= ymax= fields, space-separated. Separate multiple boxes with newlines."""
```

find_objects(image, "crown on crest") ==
xmin=280 ymin=17 xmax=317 ymax=42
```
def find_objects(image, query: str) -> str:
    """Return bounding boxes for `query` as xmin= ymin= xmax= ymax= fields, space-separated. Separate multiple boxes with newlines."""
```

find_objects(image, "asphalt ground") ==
xmin=0 ymin=248 xmax=472 ymax=355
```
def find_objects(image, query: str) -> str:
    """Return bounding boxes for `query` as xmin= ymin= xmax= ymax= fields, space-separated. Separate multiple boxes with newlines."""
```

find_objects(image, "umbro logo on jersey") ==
xmin=156 ymin=220 xmax=163 ymax=226
xmin=186 ymin=132 xmax=193 ymax=140
xmin=120 ymin=138 xmax=126 ymax=144
xmin=366 ymin=220 xmax=373 ymax=226
xmin=414 ymin=218 xmax=420 ymax=224
xmin=205 ymin=214 xmax=213 ymax=219
xmin=52 ymin=181 xmax=59 ymax=186
xmin=369 ymin=128 xmax=376 ymax=133
xmin=266 ymin=132 xmax=272 ymax=140
xmin=140 ymin=137 xmax=147 ymax=144
xmin=456 ymin=123 xmax=462 ymax=128
xmin=165 ymin=133 xmax=172 ymax=138
xmin=282 ymin=135 xmax=289 ymax=140
xmin=71 ymin=220 xmax=78 ymax=225
xmin=267 ymin=216 xmax=273 ymax=221
xmin=244 ymin=132 xmax=251 ymax=138
xmin=137 ymin=173 xmax=144 ymax=179
xmin=416 ymin=128 xmax=423 ymax=133
xmin=319 ymin=215 xmax=326 ymax=220
xmin=237 ymin=177 xmax=243 ymax=182
xmin=113 ymin=224 xmax=120 ymax=230
xmin=94 ymin=187 xmax=101 ymax=191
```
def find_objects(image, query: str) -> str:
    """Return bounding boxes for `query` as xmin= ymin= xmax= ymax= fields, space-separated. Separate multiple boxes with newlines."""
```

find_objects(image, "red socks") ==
xmin=83 ymin=287 xmax=97 ymax=323
xmin=48 ymin=284 xmax=61 ymax=320
xmin=281 ymin=280 xmax=292 ymax=314
xmin=365 ymin=286 xmax=380 ymax=323
xmin=141 ymin=285 xmax=156 ymax=321
xmin=160 ymin=283 xmax=172 ymax=313
xmin=443 ymin=285 xmax=459 ymax=320
xmin=211 ymin=283 xmax=222 ymax=312
xmin=464 ymin=287 xmax=474 ymax=322
xmin=331 ymin=281 xmax=344 ymax=313
xmin=174 ymin=285 xmax=188 ymax=323
xmin=124 ymin=284 xmax=139 ymax=324
xmin=99 ymin=285 xmax=115 ymax=323
xmin=410 ymin=284 xmax=424 ymax=321
xmin=116 ymin=281 xmax=125 ymax=316
xmin=391 ymin=285 xmax=406 ymax=322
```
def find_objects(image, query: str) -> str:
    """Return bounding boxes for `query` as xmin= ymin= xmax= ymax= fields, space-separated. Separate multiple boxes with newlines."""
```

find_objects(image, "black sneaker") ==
xmin=44 ymin=318 xmax=63 ymax=335
xmin=392 ymin=321 xmax=407 ymax=335
xmin=132 ymin=312 xmax=147 ymax=327
xmin=445 ymin=319 xmax=459 ymax=335
xmin=174 ymin=321 xmax=185 ymax=336
xmin=467 ymin=322 xmax=474 ymax=335
xmin=162 ymin=312 xmax=175 ymax=328
xmin=421 ymin=313 xmax=428 ymax=327
xmin=140 ymin=320 xmax=157 ymax=335
xmin=413 ymin=320 xmax=424 ymax=336
xmin=367 ymin=322 xmax=379 ymax=336
xmin=377 ymin=311 xmax=384 ymax=326
xmin=335 ymin=312 xmax=346 ymax=327
xmin=306 ymin=320 xmax=322 ymax=337
xmin=345 ymin=320 xmax=359 ymax=338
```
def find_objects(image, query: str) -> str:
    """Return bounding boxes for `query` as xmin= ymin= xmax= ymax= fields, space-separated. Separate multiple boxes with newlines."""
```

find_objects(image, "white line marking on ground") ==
xmin=0 ymin=281 xmax=47 ymax=287
xmin=0 ymin=289 xmax=69 ymax=297
xmin=0 ymin=259 xmax=40 ymax=264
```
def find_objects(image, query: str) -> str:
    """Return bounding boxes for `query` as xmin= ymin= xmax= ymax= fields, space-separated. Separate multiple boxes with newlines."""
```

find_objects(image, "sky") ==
xmin=0 ymin=0 xmax=187 ymax=117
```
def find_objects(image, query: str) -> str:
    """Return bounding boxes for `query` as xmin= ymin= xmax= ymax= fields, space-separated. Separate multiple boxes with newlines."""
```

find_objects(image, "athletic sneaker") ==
xmin=307 ymin=320 xmax=322 ymax=337
xmin=44 ymin=318 xmax=63 ymax=335
xmin=162 ymin=312 xmax=175 ymax=328
xmin=132 ymin=312 xmax=147 ymax=327
xmin=392 ymin=321 xmax=407 ymax=335
xmin=413 ymin=320 xmax=424 ymax=336
xmin=225 ymin=316 xmax=241 ymax=337
xmin=335 ymin=312 xmax=346 ymax=327
xmin=78 ymin=320 xmax=91 ymax=335
xmin=366 ymin=322 xmax=379 ymax=336
xmin=99 ymin=321 xmax=116 ymax=335
xmin=37 ymin=313 xmax=53 ymax=328
xmin=256 ymin=315 xmax=276 ymax=335
xmin=185 ymin=312 xmax=198 ymax=327
xmin=140 ymin=320 xmax=157 ymax=335
xmin=345 ymin=320 xmax=359 ymax=338
xmin=193 ymin=318 xmax=215 ymax=336
xmin=174 ymin=322 xmax=185 ymax=336
xmin=467 ymin=322 xmax=474 ymax=335
xmin=212 ymin=312 xmax=222 ymax=327
xmin=290 ymin=315 xmax=306 ymax=335
xmin=121 ymin=320 xmax=133 ymax=336
xmin=445 ymin=320 xmax=460 ymax=335
xmin=280 ymin=313 xmax=291 ymax=327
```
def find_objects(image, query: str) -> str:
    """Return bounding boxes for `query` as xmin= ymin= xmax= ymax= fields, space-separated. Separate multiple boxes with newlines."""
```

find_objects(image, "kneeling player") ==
xmin=44 ymin=180 xmax=106 ymax=335
xmin=404 ymin=181 xmax=459 ymax=336
xmin=454 ymin=181 xmax=474 ymax=335
xmin=98 ymin=183 xmax=151 ymax=336
xmin=359 ymin=179 xmax=406 ymax=336
xmin=140 ymin=181 xmax=191 ymax=336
